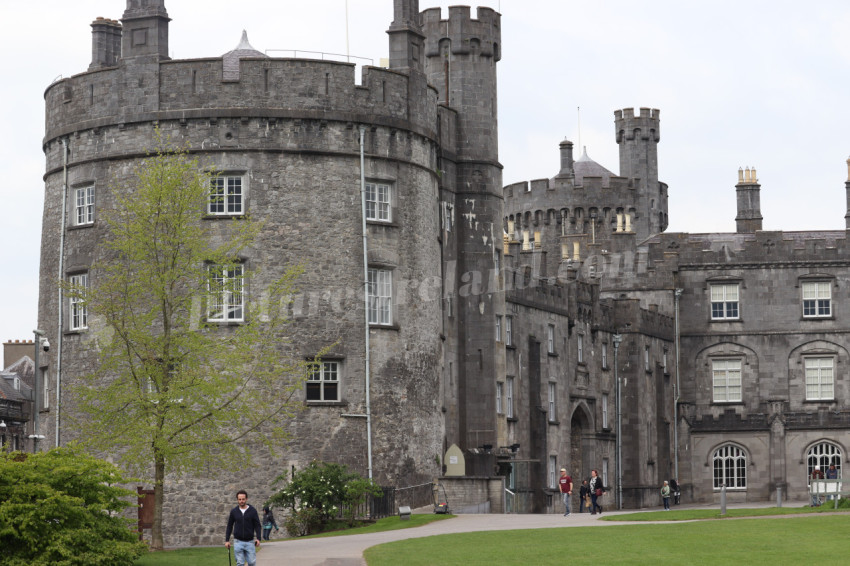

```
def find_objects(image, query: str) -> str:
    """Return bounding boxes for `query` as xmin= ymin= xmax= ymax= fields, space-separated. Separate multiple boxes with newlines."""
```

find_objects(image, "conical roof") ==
xmin=223 ymin=31 xmax=266 ymax=80
xmin=573 ymin=146 xmax=615 ymax=186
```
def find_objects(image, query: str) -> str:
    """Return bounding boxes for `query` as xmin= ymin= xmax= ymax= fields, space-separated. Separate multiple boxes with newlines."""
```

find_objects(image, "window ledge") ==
xmin=506 ymin=416 xmax=518 ymax=423
xmin=63 ymin=329 xmax=87 ymax=336
xmin=801 ymin=316 xmax=835 ymax=322
xmin=206 ymin=320 xmax=245 ymax=326
xmin=68 ymin=223 xmax=94 ymax=231
xmin=203 ymin=214 xmax=247 ymax=220
xmin=505 ymin=344 xmax=516 ymax=350
xmin=548 ymin=419 xmax=560 ymax=426
xmin=306 ymin=400 xmax=346 ymax=407
xmin=547 ymin=352 xmax=558 ymax=358
xmin=710 ymin=318 xmax=742 ymax=323
xmin=711 ymin=401 xmax=744 ymax=406
xmin=369 ymin=323 xmax=399 ymax=331
xmin=366 ymin=220 xmax=399 ymax=228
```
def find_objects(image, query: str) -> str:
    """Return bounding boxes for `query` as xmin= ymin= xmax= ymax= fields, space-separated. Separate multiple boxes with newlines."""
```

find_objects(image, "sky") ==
xmin=2 ymin=0 xmax=850 ymax=365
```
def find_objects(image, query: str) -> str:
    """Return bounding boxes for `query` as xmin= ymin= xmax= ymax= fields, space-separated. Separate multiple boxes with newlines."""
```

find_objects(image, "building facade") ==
xmin=35 ymin=0 xmax=850 ymax=545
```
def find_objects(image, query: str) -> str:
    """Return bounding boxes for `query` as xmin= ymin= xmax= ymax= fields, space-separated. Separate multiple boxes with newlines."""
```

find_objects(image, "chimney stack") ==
xmin=735 ymin=166 xmax=763 ymax=233
xmin=89 ymin=17 xmax=122 ymax=70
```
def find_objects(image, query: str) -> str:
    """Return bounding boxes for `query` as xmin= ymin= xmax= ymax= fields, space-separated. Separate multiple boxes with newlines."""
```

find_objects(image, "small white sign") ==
xmin=449 ymin=456 xmax=458 ymax=464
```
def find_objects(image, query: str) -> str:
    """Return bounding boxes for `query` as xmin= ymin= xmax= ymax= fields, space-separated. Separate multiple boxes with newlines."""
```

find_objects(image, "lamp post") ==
xmin=613 ymin=333 xmax=623 ymax=510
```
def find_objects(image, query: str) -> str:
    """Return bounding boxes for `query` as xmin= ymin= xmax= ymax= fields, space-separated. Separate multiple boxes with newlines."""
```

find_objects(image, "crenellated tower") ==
xmin=422 ymin=6 xmax=504 ymax=468
xmin=387 ymin=0 xmax=425 ymax=74
xmin=615 ymin=107 xmax=667 ymax=239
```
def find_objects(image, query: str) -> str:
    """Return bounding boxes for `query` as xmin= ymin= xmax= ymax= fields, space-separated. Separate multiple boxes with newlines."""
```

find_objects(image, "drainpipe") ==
xmin=56 ymin=138 xmax=69 ymax=448
xmin=673 ymin=289 xmax=683 ymax=484
xmin=613 ymin=333 xmax=623 ymax=509
xmin=359 ymin=126 xmax=374 ymax=481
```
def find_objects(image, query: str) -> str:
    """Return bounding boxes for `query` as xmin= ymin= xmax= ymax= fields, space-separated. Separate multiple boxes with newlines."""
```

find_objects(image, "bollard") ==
xmin=720 ymin=484 xmax=727 ymax=516
xmin=776 ymin=486 xmax=782 ymax=508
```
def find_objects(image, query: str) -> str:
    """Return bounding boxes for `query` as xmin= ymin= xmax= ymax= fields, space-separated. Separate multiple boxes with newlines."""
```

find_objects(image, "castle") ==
xmin=34 ymin=0 xmax=850 ymax=545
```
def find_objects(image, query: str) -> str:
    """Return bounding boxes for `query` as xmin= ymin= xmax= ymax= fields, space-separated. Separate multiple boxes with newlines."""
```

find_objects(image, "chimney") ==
xmin=735 ymin=166 xmax=763 ymax=233
xmin=845 ymin=157 xmax=850 ymax=230
xmin=89 ymin=17 xmax=122 ymax=70
xmin=557 ymin=140 xmax=574 ymax=179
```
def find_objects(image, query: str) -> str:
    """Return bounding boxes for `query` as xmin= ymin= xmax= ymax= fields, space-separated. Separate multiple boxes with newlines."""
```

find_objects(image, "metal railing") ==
xmin=265 ymin=49 xmax=374 ymax=67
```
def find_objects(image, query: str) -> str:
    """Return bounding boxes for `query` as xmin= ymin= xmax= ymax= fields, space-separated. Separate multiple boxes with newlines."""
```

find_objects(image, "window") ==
xmin=74 ymin=185 xmax=95 ymax=225
xmin=69 ymin=273 xmax=88 ymax=330
xmin=663 ymin=349 xmax=668 ymax=373
xmin=207 ymin=264 xmax=244 ymax=322
xmin=367 ymin=268 xmax=392 ymax=325
xmin=443 ymin=203 xmax=453 ymax=231
xmin=365 ymin=182 xmax=391 ymax=222
xmin=42 ymin=369 xmax=49 ymax=409
xmin=807 ymin=442 xmax=841 ymax=479
xmin=506 ymin=376 xmax=514 ymax=418
xmin=577 ymin=334 xmax=584 ymax=363
xmin=710 ymin=283 xmax=739 ymax=320
xmin=712 ymin=359 xmax=742 ymax=402
xmin=307 ymin=361 xmax=340 ymax=402
xmin=602 ymin=459 xmax=609 ymax=487
xmin=805 ymin=357 xmax=834 ymax=400
xmin=547 ymin=325 xmax=555 ymax=354
xmin=645 ymin=345 xmax=651 ymax=371
xmin=802 ymin=282 xmax=831 ymax=318
xmin=495 ymin=316 xmax=502 ymax=342
xmin=602 ymin=393 xmax=609 ymax=428
xmin=549 ymin=456 xmax=557 ymax=489
xmin=209 ymin=175 xmax=243 ymax=215
xmin=496 ymin=381 xmax=503 ymax=414
xmin=505 ymin=316 xmax=513 ymax=346
xmin=602 ymin=343 xmax=608 ymax=369
xmin=713 ymin=445 xmax=746 ymax=489
xmin=548 ymin=382 xmax=556 ymax=421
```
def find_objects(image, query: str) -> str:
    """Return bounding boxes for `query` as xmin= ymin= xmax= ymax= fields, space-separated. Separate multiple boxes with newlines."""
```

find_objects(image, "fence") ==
xmin=337 ymin=482 xmax=436 ymax=521
xmin=810 ymin=479 xmax=845 ymax=508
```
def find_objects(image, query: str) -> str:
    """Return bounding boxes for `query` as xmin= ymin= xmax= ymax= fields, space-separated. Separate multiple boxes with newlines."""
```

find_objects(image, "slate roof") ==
xmin=571 ymin=147 xmax=616 ymax=187
xmin=222 ymin=30 xmax=267 ymax=81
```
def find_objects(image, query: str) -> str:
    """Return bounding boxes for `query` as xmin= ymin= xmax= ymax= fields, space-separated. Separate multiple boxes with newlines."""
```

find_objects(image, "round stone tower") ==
xmin=39 ymin=0 xmax=445 ymax=545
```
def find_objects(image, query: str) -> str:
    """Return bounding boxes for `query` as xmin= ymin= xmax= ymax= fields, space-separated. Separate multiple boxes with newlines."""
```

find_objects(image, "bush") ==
xmin=268 ymin=461 xmax=382 ymax=535
xmin=0 ymin=448 xmax=146 ymax=566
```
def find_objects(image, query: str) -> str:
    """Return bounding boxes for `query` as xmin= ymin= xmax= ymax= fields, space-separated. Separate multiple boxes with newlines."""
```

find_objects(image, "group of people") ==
xmin=558 ymin=468 xmax=605 ymax=515
xmin=224 ymin=490 xmax=279 ymax=566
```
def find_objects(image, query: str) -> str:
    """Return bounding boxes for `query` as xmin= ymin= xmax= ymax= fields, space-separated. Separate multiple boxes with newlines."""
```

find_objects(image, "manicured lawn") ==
xmin=298 ymin=513 xmax=455 ymax=539
xmin=607 ymin=505 xmax=843 ymax=521
xmin=364 ymin=515 xmax=850 ymax=565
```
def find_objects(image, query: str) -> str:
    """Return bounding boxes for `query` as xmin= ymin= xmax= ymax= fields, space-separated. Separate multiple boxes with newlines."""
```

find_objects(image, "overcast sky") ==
xmin=2 ymin=0 xmax=849 ymax=365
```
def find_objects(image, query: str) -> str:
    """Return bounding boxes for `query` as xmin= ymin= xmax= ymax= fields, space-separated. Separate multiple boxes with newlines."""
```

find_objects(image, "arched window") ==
xmin=713 ymin=445 xmax=747 ymax=490
xmin=807 ymin=442 xmax=842 ymax=478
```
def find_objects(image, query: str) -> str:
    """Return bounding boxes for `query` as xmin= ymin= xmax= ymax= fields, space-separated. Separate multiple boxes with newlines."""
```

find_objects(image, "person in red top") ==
xmin=558 ymin=468 xmax=573 ymax=516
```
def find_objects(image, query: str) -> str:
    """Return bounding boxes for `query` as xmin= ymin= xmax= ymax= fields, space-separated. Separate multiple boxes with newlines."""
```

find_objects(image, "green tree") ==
xmin=0 ymin=448 xmax=146 ymax=566
xmin=64 ymin=133 xmax=316 ymax=550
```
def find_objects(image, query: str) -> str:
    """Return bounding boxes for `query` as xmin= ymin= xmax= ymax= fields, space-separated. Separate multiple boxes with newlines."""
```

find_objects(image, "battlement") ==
xmin=44 ymin=58 xmax=438 ymax=144
xmin=421 ymin=6 xmax=501 ymax=60
xmin=615 ymin=107 xmax=660 ymax=142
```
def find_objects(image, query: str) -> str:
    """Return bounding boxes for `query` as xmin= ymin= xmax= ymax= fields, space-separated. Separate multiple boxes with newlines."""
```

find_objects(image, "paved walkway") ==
xmin=255 ymin=502 xmax=779 ymax=565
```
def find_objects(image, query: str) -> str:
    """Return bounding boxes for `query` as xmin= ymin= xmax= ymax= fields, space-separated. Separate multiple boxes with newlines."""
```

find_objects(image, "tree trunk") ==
xmin=151 ymin=453 xmax=166 ymax=550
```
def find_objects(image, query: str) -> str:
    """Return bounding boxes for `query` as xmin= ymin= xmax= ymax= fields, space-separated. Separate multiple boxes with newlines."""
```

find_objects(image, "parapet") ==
xmin=615 ymin=107 xmax=660 ymax=143
xmin=421 ymin=6 xmax=501 ymax=60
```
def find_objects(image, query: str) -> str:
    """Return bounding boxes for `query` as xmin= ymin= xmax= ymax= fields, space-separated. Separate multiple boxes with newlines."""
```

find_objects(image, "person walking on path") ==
xmin=558 ymin=468 xmax=573 ymax=516
xmin=261 ymin=506 xmax=279 ymax=541
xmin=578 ymin=480 xmax=590 ymax=513
xmin=661 ymin=481 xmax=671 ymax=510
xmin=589 ymin=469 xmax=603 ymax=515
xmin=225 ymin=490 xmax=262 ymax=566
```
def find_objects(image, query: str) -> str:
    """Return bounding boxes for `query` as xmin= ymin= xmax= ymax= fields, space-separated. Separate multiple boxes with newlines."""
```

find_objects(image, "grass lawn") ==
xmin=607 ymin=505 xmax=843 ymax=521
xmin=364 ymin=514 xmax=850 ymax=566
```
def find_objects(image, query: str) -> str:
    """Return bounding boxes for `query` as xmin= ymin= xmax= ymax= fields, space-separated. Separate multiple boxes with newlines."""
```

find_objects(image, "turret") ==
xmin=120 ymin=0 xmax=170 ymax=62
xmin=387 ymin=0 xmax=425 ymax=74
xmin=615 ymin=107 xmax=665 ymax=239
xmin=89 ymin=17 xmax=122 ymax=70
xmin=735 ymin=167 xmax=763 ymax=233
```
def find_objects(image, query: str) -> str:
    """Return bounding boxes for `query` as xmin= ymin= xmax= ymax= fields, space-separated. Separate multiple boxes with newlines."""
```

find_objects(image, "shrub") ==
xmin=268 ymin=461 xmax=382 ymax=534
xmin=0 ymin=448 xmax=146 ymax=566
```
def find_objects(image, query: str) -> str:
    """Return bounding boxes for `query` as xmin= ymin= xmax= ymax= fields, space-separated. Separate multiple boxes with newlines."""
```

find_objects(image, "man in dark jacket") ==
xmin=225 ymin=490 xmax=262 ymax=566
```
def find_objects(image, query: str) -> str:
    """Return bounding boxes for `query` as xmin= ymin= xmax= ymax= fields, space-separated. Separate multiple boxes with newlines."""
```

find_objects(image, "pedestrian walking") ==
xmin=558 ymin=468 xmax=573 ymax=516
xmin=589 ymin=469 xmax=603 ymax=515
xmin=225 ymin=490 xmax=261 ymax=566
